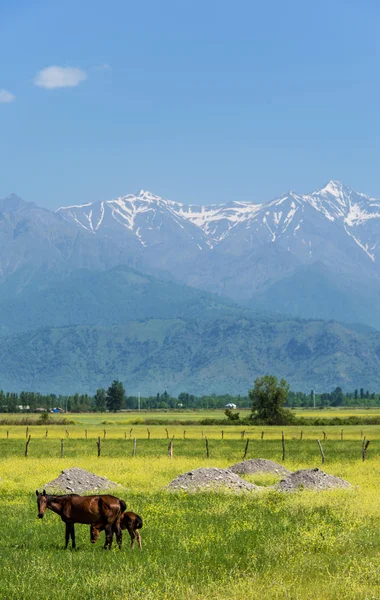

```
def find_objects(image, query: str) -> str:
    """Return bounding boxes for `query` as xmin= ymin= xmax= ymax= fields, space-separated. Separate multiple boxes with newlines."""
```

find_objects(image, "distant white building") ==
xmin=225 ymin=403 xmax=237 ymax=409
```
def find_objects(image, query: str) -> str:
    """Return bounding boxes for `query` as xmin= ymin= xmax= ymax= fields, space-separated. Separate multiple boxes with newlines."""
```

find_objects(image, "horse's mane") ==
xmin=46 ymin=493 xmax=81 ymax=502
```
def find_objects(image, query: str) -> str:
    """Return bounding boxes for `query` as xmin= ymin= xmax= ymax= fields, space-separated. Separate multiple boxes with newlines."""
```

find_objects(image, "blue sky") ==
xmin=1 ymin=0 xmax=380 ymax=208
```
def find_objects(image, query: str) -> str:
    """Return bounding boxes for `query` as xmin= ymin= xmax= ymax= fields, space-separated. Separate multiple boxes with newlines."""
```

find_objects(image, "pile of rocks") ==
xmin=167 ymin=467 xmax=259 ymax=492
xmin=43 ymin=467 xmax=122 ymax=494
xmin=229 ymin=458 xmax=291 ymax=477
xmin=274 ymin=468 xmax=352 ymax=492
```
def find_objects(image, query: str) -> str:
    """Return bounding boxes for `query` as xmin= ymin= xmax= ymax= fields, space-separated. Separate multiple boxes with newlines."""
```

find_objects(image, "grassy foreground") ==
xmin=1 ymin=417 xmax=380 ymax=599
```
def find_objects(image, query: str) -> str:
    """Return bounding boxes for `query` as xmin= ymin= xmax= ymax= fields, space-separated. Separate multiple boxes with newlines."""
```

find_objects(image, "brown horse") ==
xmin=36 ymin=490 xmax=126 ymax=549
xmin=90 ymin=511 xmax=143 ymax=549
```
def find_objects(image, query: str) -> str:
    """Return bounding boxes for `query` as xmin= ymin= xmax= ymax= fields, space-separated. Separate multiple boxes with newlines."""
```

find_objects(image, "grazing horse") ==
xmin=35 ymin=490 xmax=126 ymax=549
xmin=91 ymin=511 xmax=143 ymax=549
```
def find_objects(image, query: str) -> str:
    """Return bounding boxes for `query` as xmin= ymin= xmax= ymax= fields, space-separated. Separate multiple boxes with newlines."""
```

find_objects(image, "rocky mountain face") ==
xmin=56 ymin=181 xmax=380 ymax=327
xmin=2 ymin=181 xmax=380 ymax=326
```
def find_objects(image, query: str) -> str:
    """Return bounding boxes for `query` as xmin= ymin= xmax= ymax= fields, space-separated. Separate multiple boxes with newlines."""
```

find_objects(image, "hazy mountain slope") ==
xmin=249 ymin=262 xmax=380 ymax=329
xmin=0 ymin=194 xmax=143 ymax=286
xmin=1 ymin=317 xmax=379 ymax=395
xmin=0 ymin=265 xmax=251 ymax=333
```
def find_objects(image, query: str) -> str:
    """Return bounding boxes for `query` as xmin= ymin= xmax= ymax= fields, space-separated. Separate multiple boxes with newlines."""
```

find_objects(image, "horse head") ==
xmin=36 ymin=489 xmax=48 ymax=518
xmin=90 ymin=525 xmax=101 ymax=543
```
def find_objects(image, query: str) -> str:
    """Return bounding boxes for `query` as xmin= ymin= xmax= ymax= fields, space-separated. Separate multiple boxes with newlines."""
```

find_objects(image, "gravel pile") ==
xmin=167 ymin=467 xmax=259 ymax=492
xmin=274 ymin=468 xmax=352 ymax=492
xmin=229 ymin=458 xmax=291 ymax=477
xmin=43 ymin=467 xmax=122 ymax=494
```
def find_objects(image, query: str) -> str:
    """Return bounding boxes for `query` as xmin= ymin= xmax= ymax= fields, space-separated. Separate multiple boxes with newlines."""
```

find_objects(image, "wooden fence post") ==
xmin=317 ymin=440 xmax=325 ymax=464
xmin=261 ymin=431 xmax=264 ymax=440
xmin=129 ymin=428 xmax=133 ymax=439
xmin=132 ymin=438 xmax=137 ymax=457
xmin=241 ymin=430 xmax=245 ymax=439
xmin=165 ymin=428 xmax=169 ymax=439
xmin=46 ymin=429 xmax=48 ymax=438
xmin=362 ymin=437 xmax=370 ymax=461
xmin=360 ymin=430 xmax=363 ymax=440
xmin=6 ymin=430 xmax=9 ymax=439
xmin=25 ymin=435 xmax=31 ymax=457
xmin=281 ymin=431 xmax=285 ymax=462
xmin=103 ymin=429 xmax=106 ymax=440
xmin=168 ymin=439 xmax=173 ymax=459
xmin=183 ymin=430 xmax=186 ymax=440
xmin=323 ymin=431 xmax=326 ymax=441
xmin=61 ymin=439 xmax=64 ymax=458
xmin=243 ymin=438 xmax=249 ymax=460
xmin=26 ymin=426 xmax=29 ymax=439
xmin=221 ymin=430 xmax=224 ymax=440
xmin=66 ymin=429 xmax=69 ymax=438
xmin=85 ymin=429 xmax=88 ymax=440
xmin=341 ymin=429 xmax=344 ymax=441
xmin=300 ymin=430 xmax=303 ymax=440
xmin=96 ymin=436 xmax=101 ymax=457
xmin=205 ymin=437 xmax=209 ymax=458
xmin=147 ymin=428 xmax=151 ymax=440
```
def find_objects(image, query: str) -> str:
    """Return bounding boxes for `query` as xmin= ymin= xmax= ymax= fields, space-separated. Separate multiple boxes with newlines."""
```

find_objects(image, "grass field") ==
xmin=1 ymin=413 xmax=380 ymax=599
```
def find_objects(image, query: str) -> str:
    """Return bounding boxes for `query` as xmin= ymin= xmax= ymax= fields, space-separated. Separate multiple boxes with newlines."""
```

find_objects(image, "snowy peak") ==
xmin=316 ymin=180 xmax=352 ymax=201
xmin=56 ymin=181 xmax=380 ymax=266
xmin=57 ymin=190 xmax=207 ymax=252
xmin=173 ymin=200 xmax=263 ymax=246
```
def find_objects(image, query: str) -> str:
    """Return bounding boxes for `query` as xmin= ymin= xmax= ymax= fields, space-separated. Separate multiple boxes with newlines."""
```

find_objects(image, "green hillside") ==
xmin=0 ymin=265 xmax=255 ymax=333
xmin=1 ymin=316 xmax=380 ymax=395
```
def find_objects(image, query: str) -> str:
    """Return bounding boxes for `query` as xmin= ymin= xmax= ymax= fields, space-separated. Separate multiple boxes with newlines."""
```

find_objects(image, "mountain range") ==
xmin=1 ymin=180 xmax=380 ymax=393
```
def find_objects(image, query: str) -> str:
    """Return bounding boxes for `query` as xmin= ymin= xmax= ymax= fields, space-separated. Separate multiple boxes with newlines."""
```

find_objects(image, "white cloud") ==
xmin=34 ymin=66 xmax=88 ymax=89
xmin=0 ymin=89 xmax=16 ymax=103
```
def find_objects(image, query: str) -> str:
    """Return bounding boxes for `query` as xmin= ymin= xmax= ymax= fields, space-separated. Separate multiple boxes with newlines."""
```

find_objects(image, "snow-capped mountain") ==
xmin=57 ymin=180 xmax=380 ymax=273
xmin=1 ymin=180 xmax=380 ymax=329
xmin=55 ymin=180 xmax=380 ymax=328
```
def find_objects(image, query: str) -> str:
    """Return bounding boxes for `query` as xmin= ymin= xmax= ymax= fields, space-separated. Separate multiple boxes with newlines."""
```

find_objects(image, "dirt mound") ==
xmin=167 ymin=467 xmax=259 ymax=492
xmin=43 ymin=467 xmax=122 ymax=494
xmin=229 ymin=458 xmax=291 ymax=476
xmin=275 ymin=468 xmax=352 ymax=492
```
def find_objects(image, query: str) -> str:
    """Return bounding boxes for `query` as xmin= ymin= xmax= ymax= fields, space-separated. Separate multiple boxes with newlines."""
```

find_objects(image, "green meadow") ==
xmin=0 ymin=412 xmax=380 ymax=599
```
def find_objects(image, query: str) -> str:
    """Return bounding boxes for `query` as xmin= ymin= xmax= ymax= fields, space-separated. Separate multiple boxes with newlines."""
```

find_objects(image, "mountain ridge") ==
xmin=2 ymin=180 xmax=380 ymax=329
xmin=1 ymin=315 xmax=380 ymax=395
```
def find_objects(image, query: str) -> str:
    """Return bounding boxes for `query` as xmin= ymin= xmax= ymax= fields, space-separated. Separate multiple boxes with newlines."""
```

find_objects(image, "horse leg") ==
xmin=136 ymin=530 xmax=142 ymax=550
xmin=127 ymin=525 xmax=135 ymax=549
xmin=65 ymin=523 xmax=70 ymax=549
xmin=114 ymin=520 xmax=122 ymax=550
xmin=104 ymin=524 xmax=113 ymax=550
xmin=70 ymin=523 xmax=76 ymax=550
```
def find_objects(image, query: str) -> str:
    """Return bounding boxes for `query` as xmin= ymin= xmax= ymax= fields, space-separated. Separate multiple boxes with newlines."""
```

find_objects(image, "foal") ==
xmin=91 ymin=511 xmax=143 ymax=549
xmin=36 ymin=490 xmax=126 ymax=549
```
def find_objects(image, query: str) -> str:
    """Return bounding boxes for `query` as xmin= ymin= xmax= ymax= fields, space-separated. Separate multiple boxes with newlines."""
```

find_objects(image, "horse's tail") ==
xmin=135 ymin=514 xmax=143 ymax=530
xmin=119 ymin=499 xmax=127 ymax=514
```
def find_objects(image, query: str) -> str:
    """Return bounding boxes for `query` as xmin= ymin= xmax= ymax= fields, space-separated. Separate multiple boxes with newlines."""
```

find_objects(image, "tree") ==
xmin=249 ymin=375 xmax=293 ymax=425
xmin=106 ymin=380 xmax=126 ymax=412
xmin=225 ymin=408 xmax=240 ymax=421
xmin=94 ymin=388 xmax=107 ymax=412
xmin=330 ymin=386 xmax=344 ymax=407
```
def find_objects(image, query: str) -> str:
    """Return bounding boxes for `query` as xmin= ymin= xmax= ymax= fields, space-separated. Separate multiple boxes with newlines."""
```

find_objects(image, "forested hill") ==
xmin=1 ymin=317 xmax=380 ymax=395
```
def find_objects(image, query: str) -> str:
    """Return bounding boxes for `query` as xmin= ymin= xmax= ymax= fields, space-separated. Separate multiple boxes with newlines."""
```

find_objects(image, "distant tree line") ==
xmin=286 ymin=387 xmax=380 ymax=408
xmin=0 ymin=382 xmax=380 ymax=413
xmin=0 ymin=385 xmax=250 ymax=413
